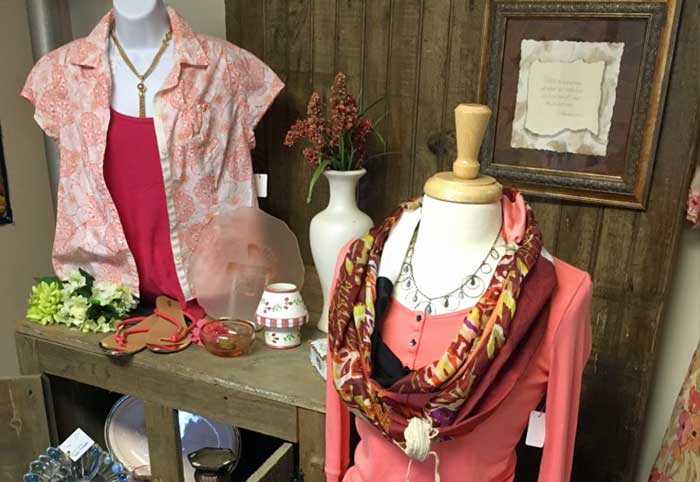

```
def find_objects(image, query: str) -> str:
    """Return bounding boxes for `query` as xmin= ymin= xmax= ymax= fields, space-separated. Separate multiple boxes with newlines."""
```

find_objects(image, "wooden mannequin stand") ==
xmin=394 ymin=103 xmax=506 ymax=313
xmin=423 ymin=104 xmax=502 ymax=204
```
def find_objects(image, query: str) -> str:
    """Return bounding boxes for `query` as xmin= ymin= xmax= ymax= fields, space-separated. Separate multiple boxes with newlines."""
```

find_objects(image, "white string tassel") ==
xmin=403 ymin=417 xmax=441 ymax=482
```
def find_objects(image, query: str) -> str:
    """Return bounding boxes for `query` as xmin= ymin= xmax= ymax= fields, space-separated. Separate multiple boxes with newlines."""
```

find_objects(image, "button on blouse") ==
xmin=383 ymin=303 xmax=469 ymax=372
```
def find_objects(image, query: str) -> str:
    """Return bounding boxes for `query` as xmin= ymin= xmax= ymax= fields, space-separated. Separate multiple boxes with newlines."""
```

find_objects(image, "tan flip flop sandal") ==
xmin=99 ymin=311 xmax=162 ymax=357
xmin=100 ymin=296 xmax=196 ymax=357
xmin=145 ymin=296 xmax=195 ymax=354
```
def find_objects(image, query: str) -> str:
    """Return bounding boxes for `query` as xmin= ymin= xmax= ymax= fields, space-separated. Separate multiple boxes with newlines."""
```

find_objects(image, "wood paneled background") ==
xmin=225 ymin=0 xmax=698 ymax=480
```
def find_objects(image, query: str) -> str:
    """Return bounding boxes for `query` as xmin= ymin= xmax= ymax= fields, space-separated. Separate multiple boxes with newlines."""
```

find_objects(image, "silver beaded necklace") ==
xmin=396 ymin=227 xmax=504 ymax=314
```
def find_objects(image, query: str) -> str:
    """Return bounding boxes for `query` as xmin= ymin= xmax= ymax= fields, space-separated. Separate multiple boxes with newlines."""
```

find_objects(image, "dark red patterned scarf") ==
xmin=328 ymin=190 xmax=557 ymax=447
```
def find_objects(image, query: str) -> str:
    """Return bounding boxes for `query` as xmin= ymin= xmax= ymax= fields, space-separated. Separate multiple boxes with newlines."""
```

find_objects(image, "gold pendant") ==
xmin=137 ymin=82 xmax=146 ymax=118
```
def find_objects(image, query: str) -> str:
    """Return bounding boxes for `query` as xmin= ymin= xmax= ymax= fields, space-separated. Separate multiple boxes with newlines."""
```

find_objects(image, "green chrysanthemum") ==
xmin=27 ymin=281 xmax=63 ymax=325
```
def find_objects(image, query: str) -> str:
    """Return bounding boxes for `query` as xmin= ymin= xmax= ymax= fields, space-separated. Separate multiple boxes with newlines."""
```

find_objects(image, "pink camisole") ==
xmin=103 ymin=109 xmax=204 ymax=317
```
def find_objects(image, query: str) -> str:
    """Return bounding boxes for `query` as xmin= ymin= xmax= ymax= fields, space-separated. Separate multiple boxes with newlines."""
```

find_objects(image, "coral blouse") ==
xmin=326 ymin=253 xmax=592 ymax=482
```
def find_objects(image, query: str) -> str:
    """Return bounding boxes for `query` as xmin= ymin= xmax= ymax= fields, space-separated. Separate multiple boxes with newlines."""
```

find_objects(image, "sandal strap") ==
xmin=113 ymin=308 xmax=197 ymax=348
xmin=114 ymin=316 xmax=147 ymax=331
xmin=115 ymin=326 xmax=150 ymax=346
xmin=114 ymin=316 xmax=147 ymax=346
xmin=155 ymin=308 xmax=197 ymax=343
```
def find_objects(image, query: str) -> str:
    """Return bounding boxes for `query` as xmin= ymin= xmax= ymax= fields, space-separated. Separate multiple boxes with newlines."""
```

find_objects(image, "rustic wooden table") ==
xmin=15 ymin=320 xmax=327 ymax=482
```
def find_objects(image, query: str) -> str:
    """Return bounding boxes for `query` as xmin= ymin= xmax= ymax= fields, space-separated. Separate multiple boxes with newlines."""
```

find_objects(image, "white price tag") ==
xmin=525 ymin=410 xmax=546 ymax=448
xmin=255 ymin=173 xmax=268 ymax=198
xmin=59 ymin=428 xmax=95 ymax=462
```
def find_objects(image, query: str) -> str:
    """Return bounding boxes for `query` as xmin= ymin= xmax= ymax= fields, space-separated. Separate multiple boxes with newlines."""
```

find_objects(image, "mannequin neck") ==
xmin=414 ymin=195 xmax=503 ymax=257
xmin=112 ymin=0 xmax=170 ymax=50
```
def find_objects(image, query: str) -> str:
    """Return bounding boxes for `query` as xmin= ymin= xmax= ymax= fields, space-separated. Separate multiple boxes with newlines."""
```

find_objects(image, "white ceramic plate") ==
xmin=105 ymin=396 xmax=241 ymax=482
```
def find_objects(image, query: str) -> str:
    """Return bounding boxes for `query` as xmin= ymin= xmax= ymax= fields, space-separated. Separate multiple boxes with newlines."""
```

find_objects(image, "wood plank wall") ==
xmin=225 ymin=1 xmax=699 ymax=480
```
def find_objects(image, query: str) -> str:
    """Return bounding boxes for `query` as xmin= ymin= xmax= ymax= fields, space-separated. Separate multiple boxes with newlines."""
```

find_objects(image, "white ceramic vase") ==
xmin=310 ymin=169 xmax=373 ymax=333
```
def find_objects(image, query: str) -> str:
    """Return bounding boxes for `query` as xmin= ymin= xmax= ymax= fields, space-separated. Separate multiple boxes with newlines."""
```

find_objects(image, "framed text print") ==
xmin=479 ymin=0 xmax=681 ymax=208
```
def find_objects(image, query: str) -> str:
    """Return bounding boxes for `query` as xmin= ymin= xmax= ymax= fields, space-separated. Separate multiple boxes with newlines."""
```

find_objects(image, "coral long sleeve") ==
xmin=326 ymin=354 xmax=351 ymax=482
xmin=538 ymin=274 xmax=593 ymax=482
xmin=324 ymin=238 xmax=592 ymax=482
xmin=325 ymin=242 xmax=353 ymax=482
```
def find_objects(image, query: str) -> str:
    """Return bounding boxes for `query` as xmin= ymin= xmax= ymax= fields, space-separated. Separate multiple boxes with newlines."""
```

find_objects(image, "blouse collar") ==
xmin=67 ymin=7 xmax=208 ymax=69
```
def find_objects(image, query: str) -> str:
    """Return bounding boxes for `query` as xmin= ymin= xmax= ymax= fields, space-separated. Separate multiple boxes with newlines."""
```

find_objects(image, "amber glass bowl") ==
xmin=200 ymin=319 xmax=256 ymax=357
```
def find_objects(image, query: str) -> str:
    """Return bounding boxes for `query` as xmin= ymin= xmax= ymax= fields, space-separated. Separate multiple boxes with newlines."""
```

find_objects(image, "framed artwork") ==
xmin=479 ymin=0 xmax=681 ymax=208
xmin=0 ymin=126 xmax=11 ymax=225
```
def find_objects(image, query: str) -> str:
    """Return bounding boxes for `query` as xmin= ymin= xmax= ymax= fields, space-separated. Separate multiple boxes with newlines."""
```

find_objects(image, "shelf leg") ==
xmin=298 ymin=408 xmax=325 ymax=482
xmin=144 ymin=402 xmax=184 ymax=482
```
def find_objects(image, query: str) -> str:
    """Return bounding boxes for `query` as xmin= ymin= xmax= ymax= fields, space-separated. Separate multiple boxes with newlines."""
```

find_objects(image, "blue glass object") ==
xmin=23 ymin=445 xmax=129 ymax=482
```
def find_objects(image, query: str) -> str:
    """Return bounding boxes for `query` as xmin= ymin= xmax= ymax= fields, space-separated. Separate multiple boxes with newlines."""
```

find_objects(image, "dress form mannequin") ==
xmin=395 ymin=105 xmax=505 ymax=314
xmin=110 ymin=0 xmax=174 ymax=117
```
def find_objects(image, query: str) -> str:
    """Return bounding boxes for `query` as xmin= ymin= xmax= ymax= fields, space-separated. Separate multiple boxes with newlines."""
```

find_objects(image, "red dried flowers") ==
xmin=284 ymin=73 xmax=383 ymax=202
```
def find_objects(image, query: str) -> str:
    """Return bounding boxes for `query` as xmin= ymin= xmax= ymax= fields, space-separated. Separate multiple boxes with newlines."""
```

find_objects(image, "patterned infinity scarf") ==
xmin=329 ymin=190 xmax=553 ymax=448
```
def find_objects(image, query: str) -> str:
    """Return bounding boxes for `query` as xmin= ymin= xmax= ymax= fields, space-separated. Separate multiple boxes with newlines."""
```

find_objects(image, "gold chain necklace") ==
xmin=110 ymin=29 xmax=173 ymax=117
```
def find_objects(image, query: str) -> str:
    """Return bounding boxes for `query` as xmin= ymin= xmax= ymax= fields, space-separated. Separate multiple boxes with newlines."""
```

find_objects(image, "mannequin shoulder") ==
xmin=24 ymin=38 xmax=93 ymax=95
xmin=31 ymin=37 xmax=84 ymax=69
xmin=548 ymin=257 xmax=593 ymax=324
xmin=195 ymin=34 xmax=264 ymax=67
xmin=194 ymin=35 xmax=278 ymax=89
xmin=551 ymin=258 xmax=592 ymax=296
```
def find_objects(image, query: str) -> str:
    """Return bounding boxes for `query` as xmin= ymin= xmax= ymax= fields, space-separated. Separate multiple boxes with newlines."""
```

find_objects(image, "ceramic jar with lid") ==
xmin=255 ymin=283 xmax=308 ymax=349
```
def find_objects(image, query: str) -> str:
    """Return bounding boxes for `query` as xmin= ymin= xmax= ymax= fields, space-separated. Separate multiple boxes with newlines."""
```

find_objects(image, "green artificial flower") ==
xmin=79 ymin=316 xmax=114 ymax=333
xmin=55 ymin=295 xmax=91 ymax=328
xmin=79 ymin=318 xmax=95 ymax=333
xmin=94 ymin=315 xmax=115 ymax=333
xmin=114 ymin=285 xmax=138 ymax=316
xmin=27 ymin=281 xmax=63 ymax=325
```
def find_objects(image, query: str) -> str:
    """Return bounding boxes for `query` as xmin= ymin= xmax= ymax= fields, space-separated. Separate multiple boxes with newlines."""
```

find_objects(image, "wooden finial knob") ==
xmin=423 ymin=103 xmax=502 ymax=204
xmin=453 ymin=104 xmax=491 ymax=179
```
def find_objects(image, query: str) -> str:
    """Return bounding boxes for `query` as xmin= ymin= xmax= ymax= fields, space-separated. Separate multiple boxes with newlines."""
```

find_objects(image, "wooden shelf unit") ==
xmin=13 ymin=320 xmax=327 ymax=482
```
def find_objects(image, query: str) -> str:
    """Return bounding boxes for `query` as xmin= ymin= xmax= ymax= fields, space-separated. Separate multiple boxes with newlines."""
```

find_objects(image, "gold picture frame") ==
xmin=479 ymin=0 xmax=681 ymax=209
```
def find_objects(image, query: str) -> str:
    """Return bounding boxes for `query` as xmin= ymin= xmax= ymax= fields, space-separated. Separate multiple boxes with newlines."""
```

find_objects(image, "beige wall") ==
xmin=0 ymin=0 xmax=56 ymax=376
xmin=636 ymin=228 xmax=700 ymax=480
xmin=69 ymin=0 xmax=226 ymax=38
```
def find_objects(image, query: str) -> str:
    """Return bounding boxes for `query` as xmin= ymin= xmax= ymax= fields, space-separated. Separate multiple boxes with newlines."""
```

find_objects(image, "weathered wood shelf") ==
xmin=15 ymin=319 xmax=327 ymax=482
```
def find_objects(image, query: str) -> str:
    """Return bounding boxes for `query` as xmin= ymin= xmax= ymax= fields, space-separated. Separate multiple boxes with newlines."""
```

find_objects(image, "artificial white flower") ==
xmin=63 ymin=270 xmax=87 ymax=294
xmin=92 ymin=281 xmax=119 ymax=306
xmin=113 ymin=285 xmax=137 ymax=315
xmin=55 ymin=295 xmax=90 ymax=328
xmin=94 ymin=316 xmax=115 ymax=333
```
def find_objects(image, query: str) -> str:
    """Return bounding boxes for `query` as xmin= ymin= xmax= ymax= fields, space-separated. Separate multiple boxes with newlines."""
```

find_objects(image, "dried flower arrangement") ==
xmin=284 ymin=72 xmax=386 ymax=202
